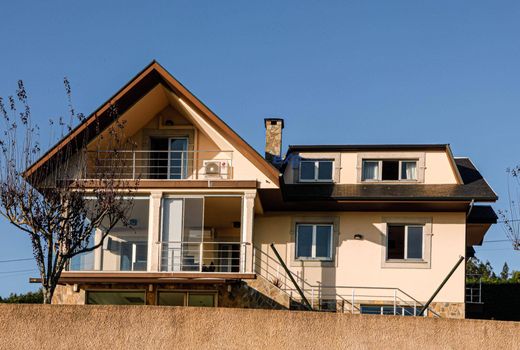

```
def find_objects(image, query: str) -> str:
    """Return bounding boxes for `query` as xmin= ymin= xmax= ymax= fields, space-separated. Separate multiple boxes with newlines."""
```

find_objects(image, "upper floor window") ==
xmin=299 ymin=160 xmax=333 ymax=182
xmin=362 ymin=160 xmax=417 ymax=181
xmin=295 ymin=224 xmax=333 ymax=260
xmin=387 ymin=224 xmax=423 ymax=260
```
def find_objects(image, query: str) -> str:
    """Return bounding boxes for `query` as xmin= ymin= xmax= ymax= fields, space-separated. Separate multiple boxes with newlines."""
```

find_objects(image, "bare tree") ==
xmin=499 ymin=166 xmax=520 ymax=250
xmin=0 ymin=79 xmax=137 ymax=303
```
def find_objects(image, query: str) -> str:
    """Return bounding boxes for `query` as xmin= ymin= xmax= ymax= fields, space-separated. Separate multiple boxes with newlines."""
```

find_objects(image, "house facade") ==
xmin=27 ymin=62 xmax=497 ymax=318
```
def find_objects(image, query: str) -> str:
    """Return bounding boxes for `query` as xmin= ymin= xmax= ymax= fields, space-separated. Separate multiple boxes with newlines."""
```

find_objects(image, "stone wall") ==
xmin=264 ymin=119 xmax=283 ymax=162
xmin=1 ymin=304 xmax=519 ymax=350
xmin=53 ymin=279 xmax=290 ymax=310
xmin=430 ymin=302 xmax=464 ymax=319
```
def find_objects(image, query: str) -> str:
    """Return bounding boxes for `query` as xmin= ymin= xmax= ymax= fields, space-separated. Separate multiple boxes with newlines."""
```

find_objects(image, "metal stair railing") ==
xmin=253 ymin=245 xmax=441 ymax=317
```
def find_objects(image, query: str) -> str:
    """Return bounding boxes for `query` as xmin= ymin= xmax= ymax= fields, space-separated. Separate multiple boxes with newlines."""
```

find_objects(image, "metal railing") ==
xmin=466 ymin=274 xmax=482 ymax=304
xmin=83 ymin=150 xmax=234 ymax=180
xmin=159 ymin=241 xmax=249 ymax=273
xmin=253 ymin=245 xmax=441 ymax=317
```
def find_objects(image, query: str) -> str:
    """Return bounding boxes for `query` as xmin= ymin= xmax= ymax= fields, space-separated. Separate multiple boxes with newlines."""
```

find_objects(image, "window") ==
xmin=86 ymin=291 xmax=146 ymax=305
xmin=158 ymin=291 xmax=216 ymax=307
xmin=299 ymin=160 xmax=333 ymax=182
xmin=295 ymin=224 xmax=333 ymax=260
xmin=362 ymin=160 xmax=417 ymax=181
xmin=387 ymin=224 xmax=423 ymax=260
xmin=360 ymin=304 xmax=418 ymax=316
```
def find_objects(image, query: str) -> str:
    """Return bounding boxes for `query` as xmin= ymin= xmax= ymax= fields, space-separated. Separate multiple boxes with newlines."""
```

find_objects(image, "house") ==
xmin=27 ymin=61 xmax=497 ymax=318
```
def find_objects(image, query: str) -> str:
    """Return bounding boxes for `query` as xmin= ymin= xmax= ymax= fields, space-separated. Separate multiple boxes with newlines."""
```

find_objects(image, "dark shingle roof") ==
xmin=467 ymin=205 xmax=498 ymax=224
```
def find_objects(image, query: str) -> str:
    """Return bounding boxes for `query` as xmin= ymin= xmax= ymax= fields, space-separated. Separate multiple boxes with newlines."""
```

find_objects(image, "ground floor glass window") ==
xmin=157 ymin=291 xmax=216 ymax=307
xmin=86 ymin=291 xmax=146 ymax=305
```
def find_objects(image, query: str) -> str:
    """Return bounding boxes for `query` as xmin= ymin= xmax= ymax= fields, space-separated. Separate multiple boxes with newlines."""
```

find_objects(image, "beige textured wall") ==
xmin=254 ymin=212 xmax=466 ymax=303
xmin=0 ymin=305 xmax=518 ymax=350
xmin=175 ymin=95 xmax=277 ymax=188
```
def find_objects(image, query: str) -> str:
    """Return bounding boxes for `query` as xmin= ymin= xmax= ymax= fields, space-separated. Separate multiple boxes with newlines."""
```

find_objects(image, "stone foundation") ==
xmin=53 ymin=282 xmax=463 ymax=319
xmin=52 ymin=285 xmax=86 ymax=305
xmin=53 ymin=278 xmax=289 ymax=310
xmin=430 ymin=302 xmax=465 ymax=319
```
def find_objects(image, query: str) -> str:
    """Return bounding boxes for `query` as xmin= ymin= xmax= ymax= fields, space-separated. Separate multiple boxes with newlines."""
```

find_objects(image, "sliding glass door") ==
xmin=168 ymin=137 xmax=188 ymax=179
xmin=161 ymin=198 xmax=204 ymax=271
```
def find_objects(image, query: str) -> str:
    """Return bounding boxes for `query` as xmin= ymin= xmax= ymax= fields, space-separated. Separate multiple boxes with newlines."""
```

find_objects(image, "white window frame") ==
xmin=295 ymin=224 xmax=334 ymax=261
xmin=299 ymin=160 xmax=334 ymax=182
xmin=386 ymin=224 xmax=424 ymax=261
xmin=362 ymin=159 xmax=418 ymax=182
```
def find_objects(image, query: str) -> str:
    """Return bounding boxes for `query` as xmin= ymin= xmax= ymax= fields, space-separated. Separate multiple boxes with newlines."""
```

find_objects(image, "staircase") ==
xmin=251 ymin=245 xmax=441 ymax=317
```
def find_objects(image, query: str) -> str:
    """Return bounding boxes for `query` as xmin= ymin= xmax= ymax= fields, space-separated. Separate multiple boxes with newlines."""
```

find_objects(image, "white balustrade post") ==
xmin=393 ymin=290 xmax=397 ymax=315
xmin=132 ymin=150 xmax=136 ymax=179
xmin=352 ymin=289 xmax=355 ymax=314
xmin=240 ymin=244 xmax=246 ymax=273
xmin=252 ymin=245 xmax=256 ymax=273
xmin=199 ymin=242 xmax=203 ymax=272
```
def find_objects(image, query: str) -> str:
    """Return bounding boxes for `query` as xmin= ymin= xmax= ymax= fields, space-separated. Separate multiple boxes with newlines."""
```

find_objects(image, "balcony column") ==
xmin=147 ymin=191 xmax=163 ymax=272
xmin=93 ymin=228 xmax=102 ymax=271
xmin=241 ymin=191 xmax=256 ymax=273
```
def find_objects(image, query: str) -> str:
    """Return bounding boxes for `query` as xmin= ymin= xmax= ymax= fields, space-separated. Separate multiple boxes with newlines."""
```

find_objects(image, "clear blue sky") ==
xmin=0 ymin=1 xmax=519 ymax=296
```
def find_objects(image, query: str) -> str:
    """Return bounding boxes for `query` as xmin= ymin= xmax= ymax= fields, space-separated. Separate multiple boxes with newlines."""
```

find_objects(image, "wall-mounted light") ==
xmin=354 ymin=234 xmax=364 ymax=240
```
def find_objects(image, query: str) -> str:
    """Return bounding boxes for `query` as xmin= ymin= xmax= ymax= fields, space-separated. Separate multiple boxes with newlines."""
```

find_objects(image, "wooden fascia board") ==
xmin=24 ymin=62 xmax=159 ymax=178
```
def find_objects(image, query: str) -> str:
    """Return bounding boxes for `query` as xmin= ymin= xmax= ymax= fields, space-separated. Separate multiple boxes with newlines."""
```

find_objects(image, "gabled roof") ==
xmin=25 ymin=61 xmax=280 ymax=185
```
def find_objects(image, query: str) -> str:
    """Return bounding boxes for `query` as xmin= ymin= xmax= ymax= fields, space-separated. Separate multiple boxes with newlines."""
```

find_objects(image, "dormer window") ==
xmin=362 ymin=160 xmax=417 ymax=181
xmin=299 ymin=160 xmax=333 ymax=182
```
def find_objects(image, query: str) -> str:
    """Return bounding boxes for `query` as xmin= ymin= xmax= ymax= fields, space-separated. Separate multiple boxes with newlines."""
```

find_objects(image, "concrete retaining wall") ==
xmin=0 ymin=304 xmax=519 ymax=349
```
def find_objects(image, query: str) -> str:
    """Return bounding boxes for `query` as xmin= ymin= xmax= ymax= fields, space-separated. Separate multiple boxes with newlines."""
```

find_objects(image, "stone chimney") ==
xmin=264 ymin=118 xmax=284 ymax=163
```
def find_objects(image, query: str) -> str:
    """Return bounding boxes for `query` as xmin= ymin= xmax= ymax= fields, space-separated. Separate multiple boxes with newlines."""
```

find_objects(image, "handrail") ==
xmin=87 ymin=150 xmax=234 ymax=153
xmin=158 ymin=241 xmax=250 ymax=244
xmin=158 ymin=241 xmax=249 ymax=273
xmin=83 ymin=149 xmax=234 ymax=180
xmin=253 ymin=245 xmax=360 ymax=312
xmin=253 ymin=245 xmax=441 ymax=317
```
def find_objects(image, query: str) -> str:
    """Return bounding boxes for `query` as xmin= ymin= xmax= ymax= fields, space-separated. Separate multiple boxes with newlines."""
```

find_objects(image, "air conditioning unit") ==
xmin=203 ymin=160 xmax=230 ymax=178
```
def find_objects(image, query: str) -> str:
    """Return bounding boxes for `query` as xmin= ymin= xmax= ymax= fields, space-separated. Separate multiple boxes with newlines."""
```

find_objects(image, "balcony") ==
xmin=160 ymin=241 xmax=248 ymax=273
xmin=84 ymin=149 xmax=234 ymax=180
xmin=67 ymin=195 xmax=255 ymax=279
